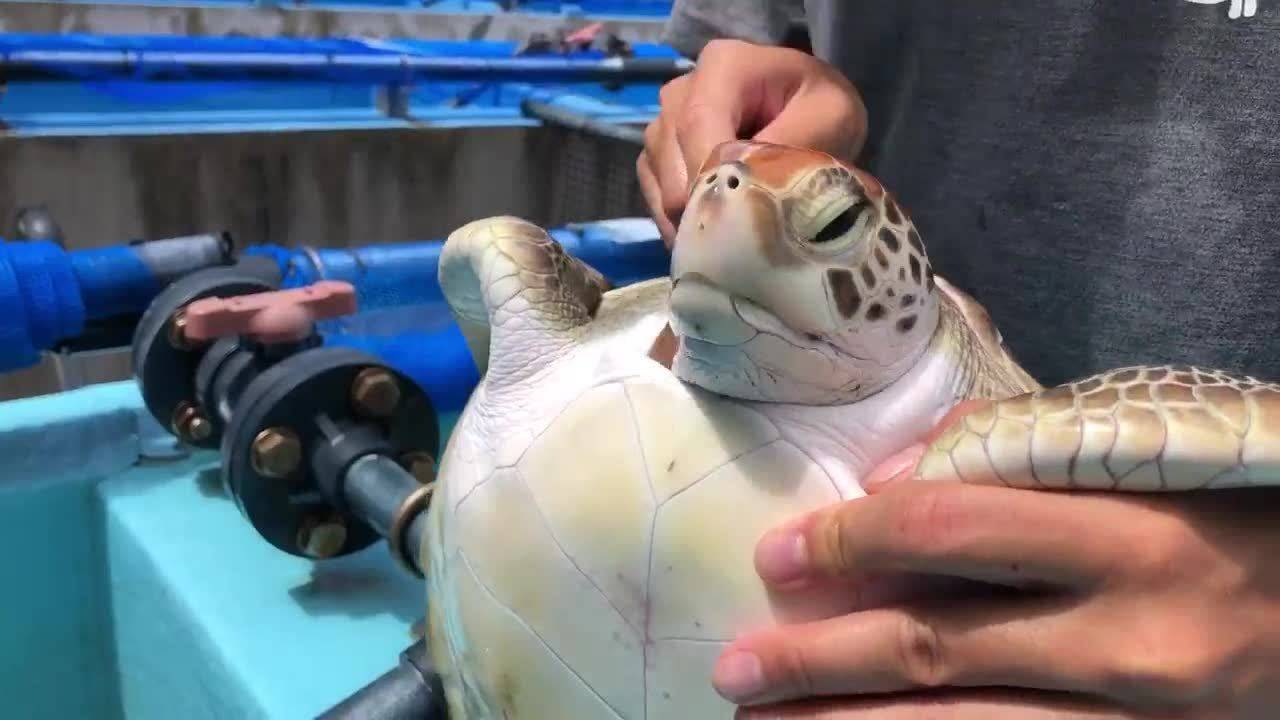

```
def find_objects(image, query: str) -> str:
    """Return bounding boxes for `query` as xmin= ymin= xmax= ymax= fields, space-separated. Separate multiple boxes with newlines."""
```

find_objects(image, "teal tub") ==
xmin=0 ymin=381 xmax=456 ymax=720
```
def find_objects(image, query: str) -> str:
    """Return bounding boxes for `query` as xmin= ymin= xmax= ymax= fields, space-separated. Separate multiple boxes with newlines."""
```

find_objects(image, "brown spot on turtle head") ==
xmin=907 ymin=228 xmax=925 ymax=255
xmin=860 ymin=264 xmax=877 ymax=288
xmin=746 ymin=186 xmax=798 ymax=267
xmin=884 ymin=194 xmax=903 ymax=225
xmin=874 ymin=246 xmax=890 ymax=269
xmin=827 ymin=268 xmax=861 ymax=318
xmin=879 ymin=227 xmax=900 ymax=253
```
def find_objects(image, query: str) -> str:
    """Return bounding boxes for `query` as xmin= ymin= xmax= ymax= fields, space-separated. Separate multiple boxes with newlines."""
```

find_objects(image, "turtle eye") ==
xmin=810 ymin=199 xmax=869 ymax=245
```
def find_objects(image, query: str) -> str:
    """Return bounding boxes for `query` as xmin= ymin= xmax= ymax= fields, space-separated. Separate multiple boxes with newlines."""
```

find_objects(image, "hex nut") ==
xmin=251 ymin=428 xmax=302 ymax=479
xmin=186 ymin=415 xmax=213 ymax=443
xmin=296 ymin=515 xmax=348 ymax=559
xmin=400 ymin=452 xmax=437 ymax=485
xmin=167 ymin=309 xmax=191 ymax=350
xmin=351 ymin=368 xmax=401 ymax=419
xmin=171 ymin=401 xmax=213 ymax=443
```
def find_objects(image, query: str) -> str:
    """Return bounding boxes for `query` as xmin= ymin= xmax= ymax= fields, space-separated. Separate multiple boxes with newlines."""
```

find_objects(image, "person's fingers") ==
xmin=734 ymin=688 xmax=1129 ymax=720
xmin=636 ymin=149 xmax=677 ymax=247
xmin=670 ymin=42 xmax=754 ymax=183
xmin=651 ymin=75 xmax=695 ymax=223
xmin=714 ymin=593 xmax=1111 ymax=707
xmin=753 ymin=71 xmax=868 ymax=164
xmin=754 ymin=482 xmax=1134 ymax=590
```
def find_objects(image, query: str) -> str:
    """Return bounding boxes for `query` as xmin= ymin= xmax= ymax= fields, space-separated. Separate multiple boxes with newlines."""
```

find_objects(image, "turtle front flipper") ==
xmin=438 ymin=216 xmax=611 ymax=378
xmin=917 ymin=365 xmax=1280 ymax=491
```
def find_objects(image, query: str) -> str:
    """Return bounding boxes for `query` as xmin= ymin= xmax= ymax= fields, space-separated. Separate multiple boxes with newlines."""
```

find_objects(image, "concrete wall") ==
xmin=0 ymin=124 xmax=651 ymax=400
xmin=0 ymin=125 xmax=647 ymax=248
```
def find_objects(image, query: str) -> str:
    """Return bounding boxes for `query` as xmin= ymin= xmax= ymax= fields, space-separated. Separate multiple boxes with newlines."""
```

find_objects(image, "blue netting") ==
xmin=0 ymin=241 xmax=88 ymax=371
xmin=70 ymin=246 xmax=163 ymax=319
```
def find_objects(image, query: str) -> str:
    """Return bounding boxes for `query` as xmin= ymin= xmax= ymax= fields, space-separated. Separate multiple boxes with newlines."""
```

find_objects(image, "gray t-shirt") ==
xmin=665 ymin=0 xmax=1280 ymax=386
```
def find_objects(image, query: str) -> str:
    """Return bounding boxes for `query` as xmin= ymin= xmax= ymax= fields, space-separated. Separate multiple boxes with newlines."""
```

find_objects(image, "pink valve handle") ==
xmin=183 ymin=280 xmax=358 ymax=344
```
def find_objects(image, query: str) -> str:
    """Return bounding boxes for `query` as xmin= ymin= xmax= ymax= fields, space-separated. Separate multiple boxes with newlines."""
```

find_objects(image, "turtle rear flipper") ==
xmin=439 ymin=216 xmax=611 ymax=379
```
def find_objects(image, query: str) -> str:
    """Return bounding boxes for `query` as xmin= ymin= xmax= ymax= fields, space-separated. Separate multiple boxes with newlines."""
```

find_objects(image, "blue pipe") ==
xmin=252 ymin=218 xmax=670 ymax=413
xmin=1 ymin=220 xmax=669 ymax=398
xmin=1 ymin=49 xmax=692 ymax=84
xmin=0 ymin=234 xmax=232 ymax=372
xmin=243 ymin=217 xmax=669 ymax=315
xmin=323 ymin=327 xmax=481 ymax=414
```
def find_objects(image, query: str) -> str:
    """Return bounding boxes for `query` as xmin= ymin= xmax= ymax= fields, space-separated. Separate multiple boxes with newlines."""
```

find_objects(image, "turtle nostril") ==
xmin=726 ymin=176 xmax=740 ymax=190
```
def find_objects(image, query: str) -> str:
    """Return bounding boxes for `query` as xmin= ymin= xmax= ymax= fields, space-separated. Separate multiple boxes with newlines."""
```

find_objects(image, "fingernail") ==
xmin=713 ymin=651 xmax=765 ymax=701
xmin=862 ymin=443 xmax=925 ymax=493
xmin=755 ymin=527 xmax=808 ymax=585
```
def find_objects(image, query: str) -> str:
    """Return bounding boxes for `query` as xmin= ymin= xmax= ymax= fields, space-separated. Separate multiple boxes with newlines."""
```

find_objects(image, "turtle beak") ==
xmin=672 ymin=166 xmax=839 ymax=337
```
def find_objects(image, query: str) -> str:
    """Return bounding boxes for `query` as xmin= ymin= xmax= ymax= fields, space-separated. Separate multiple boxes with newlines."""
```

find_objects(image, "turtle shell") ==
xmin=422 ymin=333 xmax=859 ymax=719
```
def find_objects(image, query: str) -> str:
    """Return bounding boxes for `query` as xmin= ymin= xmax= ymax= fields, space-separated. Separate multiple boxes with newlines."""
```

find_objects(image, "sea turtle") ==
xmin=421 ymin=140 xmax=1280 ymax=719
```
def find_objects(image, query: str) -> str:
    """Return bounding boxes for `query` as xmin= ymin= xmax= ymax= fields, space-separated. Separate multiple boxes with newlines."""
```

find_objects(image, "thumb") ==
xmin=862 ymin=399 xmax=994 ymax=494
xmin=862 ymin=443 xmax=926 ymax=494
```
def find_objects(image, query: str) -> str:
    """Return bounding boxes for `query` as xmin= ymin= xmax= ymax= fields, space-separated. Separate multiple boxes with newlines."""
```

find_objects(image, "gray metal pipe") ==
xmin=131 ymin=232 xmax=234 ymax=287
xmin=316 ymin=639 xmax=446 ymax=720
xmin=521 ymin=98 xmax=646 ymax=146
xmin=343 ymin=453 xmax=419 ymax=540
xmin=342 ymin=453 xmax=430 ymax=576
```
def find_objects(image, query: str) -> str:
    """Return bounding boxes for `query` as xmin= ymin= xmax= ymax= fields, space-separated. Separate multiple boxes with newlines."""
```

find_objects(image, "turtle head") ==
xmin=668 ymin=141 xmax=940 ymax=404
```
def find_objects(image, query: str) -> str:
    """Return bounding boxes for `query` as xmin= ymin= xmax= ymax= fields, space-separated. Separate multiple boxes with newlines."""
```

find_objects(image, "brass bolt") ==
xmin=296 ymin=515 xmax=348 ymax=559
xmin=172 ymin=402 xmax=213 ymax=443
xmin=351 ymin=368 xmax=401 ymax=419
xmin=167 ymin=309 xmax=191 ymax=350
xmin=400 ymin=452 xmax=437 ymax=485
xmin=251 ymin=427 xmax=302 ymax=479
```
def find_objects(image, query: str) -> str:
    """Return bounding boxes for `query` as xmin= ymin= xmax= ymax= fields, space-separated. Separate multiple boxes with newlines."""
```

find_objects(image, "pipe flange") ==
xmin=389 ymin=481 xmax=435 ymax=579
xmin=223 ymin=346 xmax=439 ymax=560
xmin=131 ymin=259 xmax=280 ymax=449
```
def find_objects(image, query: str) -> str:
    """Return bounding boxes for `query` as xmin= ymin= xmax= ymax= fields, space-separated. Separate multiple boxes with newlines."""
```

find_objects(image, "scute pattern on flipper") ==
xmin=917 ymin=364 xmax=1280 ymax=490
xmin=447 ymin=216 xmax=610 ymax=333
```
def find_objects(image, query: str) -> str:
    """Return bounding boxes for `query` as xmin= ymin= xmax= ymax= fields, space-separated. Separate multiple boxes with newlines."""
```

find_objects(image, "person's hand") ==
xmin=637 ymin=39 xmax=868 ymax=247
xmin=712 ymin=401 xmax=1280 ymax=719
